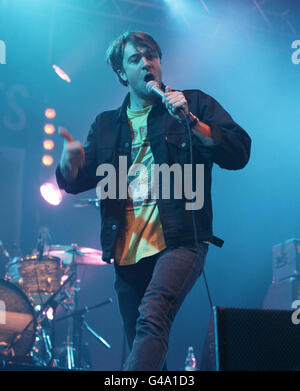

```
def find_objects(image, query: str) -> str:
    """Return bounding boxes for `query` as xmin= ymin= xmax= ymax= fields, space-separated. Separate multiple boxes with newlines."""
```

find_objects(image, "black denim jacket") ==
xmin=56 ymin=88 xmax=251 ymax=263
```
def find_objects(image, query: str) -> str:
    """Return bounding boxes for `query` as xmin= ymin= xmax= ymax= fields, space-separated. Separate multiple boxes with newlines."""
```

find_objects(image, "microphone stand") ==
xmin=56 ymin=298 xmax=112 ymax=369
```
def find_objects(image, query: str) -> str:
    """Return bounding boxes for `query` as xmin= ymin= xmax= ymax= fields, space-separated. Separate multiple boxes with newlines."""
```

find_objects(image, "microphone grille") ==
xmin=146 ymin=80 xmax=159 ymax=94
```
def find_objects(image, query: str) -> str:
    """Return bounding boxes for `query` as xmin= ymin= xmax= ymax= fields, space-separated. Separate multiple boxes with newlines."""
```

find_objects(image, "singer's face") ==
xmin=119 ymin=42 xmax=162 ymax=98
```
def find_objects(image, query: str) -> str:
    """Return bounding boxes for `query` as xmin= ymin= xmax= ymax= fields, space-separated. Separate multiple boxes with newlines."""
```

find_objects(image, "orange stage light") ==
xmin=45 ymin=108 xmax=56 ymax=119
xmin=42 ymin=155 xmax=54 ymax=166
xmin=43 ymin=139 xmax=55 ymax=150
xmin=44 ymin=123 xmax=55 ymax=135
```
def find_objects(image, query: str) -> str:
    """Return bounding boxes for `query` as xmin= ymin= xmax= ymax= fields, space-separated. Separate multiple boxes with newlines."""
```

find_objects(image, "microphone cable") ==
xmin=180 ymin=110 xmax=214 ymax=310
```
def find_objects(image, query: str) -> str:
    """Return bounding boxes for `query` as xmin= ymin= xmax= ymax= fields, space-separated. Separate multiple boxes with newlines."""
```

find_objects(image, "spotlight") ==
xmin=43 ymin=139 xmax=55 ymax=151
xmin=46 ymin=307 xmax=54 ymax=320
xmin=40 ymin=183 xmax=62 ymax=206
xmin=44 ymin=124 xmax=55 ymax=135
xmin=45 ymin=108 xmax=56 ymax=119
xmin=164 ymin=0 xmax=185 ymax=13
xmin=42 ymin=154 xmax=54 ymax=166
xmin=53 ymin=64 xmax=71 ymax=83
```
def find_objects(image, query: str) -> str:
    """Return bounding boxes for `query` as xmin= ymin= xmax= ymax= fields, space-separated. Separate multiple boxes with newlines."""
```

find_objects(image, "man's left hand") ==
xmin=162 ymin=85 xmax=189 ymax=122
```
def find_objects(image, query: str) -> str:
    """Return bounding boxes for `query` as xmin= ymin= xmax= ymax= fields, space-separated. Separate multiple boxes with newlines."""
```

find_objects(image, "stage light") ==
xmin=45 ymin=108 xmax=56 ymax=119
xmin=164 ymin=0 xmax=185 ymax=13
xmin=40 ymin=182 xmax=62 ymax=206
xmin=164 ymin=0 xmax=182 ymax=6
xmin=53 ymin=64 xmax=71 ymax=83
xmin=43 ymin=139 xmax=55 ymax=151
xmin=42 ymin=154 xmax=54 ymax=166
xmin=46 ymin=307 xmax=54 ymax=320
xmin=61 ymin=274 xmax=69 ymax=284
xmin=44 ymin=123 xmax=55 ymax=135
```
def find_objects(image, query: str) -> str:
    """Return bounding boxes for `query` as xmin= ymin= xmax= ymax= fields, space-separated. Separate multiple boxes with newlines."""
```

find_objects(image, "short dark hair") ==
xmin=105 ymin=31 xmax=162 ymax=86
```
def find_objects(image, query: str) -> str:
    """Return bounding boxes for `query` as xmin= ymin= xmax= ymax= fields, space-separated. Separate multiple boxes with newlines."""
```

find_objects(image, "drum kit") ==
xmin=0 ymin=199 xmax=114 ymax=369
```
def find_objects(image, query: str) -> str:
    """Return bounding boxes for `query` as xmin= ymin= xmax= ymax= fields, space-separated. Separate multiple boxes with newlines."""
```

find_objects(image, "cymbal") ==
xmin=43 ymin=245 xmax=113 ymax=266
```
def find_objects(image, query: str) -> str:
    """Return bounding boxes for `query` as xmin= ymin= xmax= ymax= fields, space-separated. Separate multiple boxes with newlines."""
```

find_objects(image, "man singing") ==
xmin=56 ymin=31 xmax=251 ymax=371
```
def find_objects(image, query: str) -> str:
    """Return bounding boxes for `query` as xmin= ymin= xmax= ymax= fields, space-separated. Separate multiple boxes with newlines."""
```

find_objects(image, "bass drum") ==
xmin=0 ymin=279 xmax=36 ymax=360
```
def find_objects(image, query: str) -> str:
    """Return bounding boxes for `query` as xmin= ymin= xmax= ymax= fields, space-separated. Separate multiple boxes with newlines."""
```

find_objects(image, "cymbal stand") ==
xmin=56 ymin=299 xmax=113 ymax=369
xmin=36 ymin=273 xmax=75 ymax=367
xmin=66 ymin=243 xmax=80 ymax=369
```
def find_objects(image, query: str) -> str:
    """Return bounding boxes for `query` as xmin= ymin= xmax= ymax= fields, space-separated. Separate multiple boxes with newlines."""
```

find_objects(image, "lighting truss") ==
xmin=55 ymin=0 xmax=299 ymax=36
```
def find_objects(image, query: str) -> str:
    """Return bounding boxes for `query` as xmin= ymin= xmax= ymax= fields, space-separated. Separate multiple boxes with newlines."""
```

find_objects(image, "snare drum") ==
xmin=0 ymin=279 xmax=36 ymax=360
xmin=6 ymin=254 xmax=62 ymax=306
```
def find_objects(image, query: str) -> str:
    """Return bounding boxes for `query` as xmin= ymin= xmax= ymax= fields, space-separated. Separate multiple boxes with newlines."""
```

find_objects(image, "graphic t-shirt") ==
xmin=114 ymin=105 xmax=167 ymax=265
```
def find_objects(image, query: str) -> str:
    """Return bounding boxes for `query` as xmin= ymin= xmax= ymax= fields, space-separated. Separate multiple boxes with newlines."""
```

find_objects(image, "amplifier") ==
xmin=200 ymin=306 xmax=300 ymax=371
xmin=272 ymin=238 xmax=300 ymax=283
xmin=263 ymin=277 xmax=300 ymax=310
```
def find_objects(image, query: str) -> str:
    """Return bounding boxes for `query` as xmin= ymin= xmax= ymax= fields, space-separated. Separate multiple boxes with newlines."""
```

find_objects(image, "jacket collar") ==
xmin=116 ymin=82 xmax=168 ymax=123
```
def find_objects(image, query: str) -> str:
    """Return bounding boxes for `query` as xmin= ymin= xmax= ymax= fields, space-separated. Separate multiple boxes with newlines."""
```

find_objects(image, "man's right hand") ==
xmin=59 ymin=127 xmax=85 ymax=182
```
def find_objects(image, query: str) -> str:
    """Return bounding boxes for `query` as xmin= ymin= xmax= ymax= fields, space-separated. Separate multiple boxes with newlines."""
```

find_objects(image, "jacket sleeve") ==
xmin=196 ymin=92 xmax=251 ymax=170
xmin=56 ymin=121 xmax=99 ymax=194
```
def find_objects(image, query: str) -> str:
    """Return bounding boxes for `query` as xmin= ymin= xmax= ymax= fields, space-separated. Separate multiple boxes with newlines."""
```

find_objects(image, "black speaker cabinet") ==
xmin=200 ymin=306 xmax=300 ymax=371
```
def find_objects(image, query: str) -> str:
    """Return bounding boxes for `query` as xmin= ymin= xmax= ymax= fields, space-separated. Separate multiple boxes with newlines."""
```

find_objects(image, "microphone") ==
xmin=146 ymin=80 xmax=165 ymax=99
xmin=146 ymin=80 xmax=185 ymax=119
xmin=37 ymin=227 xmax=50 ymax=260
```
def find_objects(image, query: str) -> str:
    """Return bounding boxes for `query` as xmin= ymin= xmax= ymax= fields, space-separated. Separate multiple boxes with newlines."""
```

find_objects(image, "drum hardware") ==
xmin=73 ymin=198 xmax=100 ymax=209
xmin=3 ymin=238 xmax=112 ymax=369
xmin=0 ymin=273 xmax=75 ymax=365
xmin=36 ymin=227 xmax=51 ymax=261
xmin=6 ymin=254 xmax=64 ymax=307
xmin=55 ymin=298 xmax=112 ymax=369
xmin=35 ymin=272 xmax=76 ymax=367
xmin=0 ymin=279 xmax=36 ymax=361
xmin=43 ymin=244 xmax=112 ymax=266
xmin=44 ymin=243 xmax=112 ymax=369
xmin=31 ymin=321 xmax=52 ymax=366
xmin=0 ymin=240 xmax=12 ymax=263
xmin=52 ymin=243 xmax=107 ymax=369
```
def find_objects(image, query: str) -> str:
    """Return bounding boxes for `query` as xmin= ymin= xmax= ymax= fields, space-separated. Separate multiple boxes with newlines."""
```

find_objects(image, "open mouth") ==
xmin=144 ymin=73 xmax=155 ymax=82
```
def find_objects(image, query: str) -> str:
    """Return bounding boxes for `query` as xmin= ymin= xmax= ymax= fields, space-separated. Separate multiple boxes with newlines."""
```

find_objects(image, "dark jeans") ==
xmin=113 ymin=242 xmax=209 ymax=371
